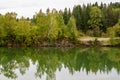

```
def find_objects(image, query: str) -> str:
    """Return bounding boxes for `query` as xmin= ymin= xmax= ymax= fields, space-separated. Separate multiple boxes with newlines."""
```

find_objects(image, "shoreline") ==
xmin=1 ymin=37 xmax=120 ymax=47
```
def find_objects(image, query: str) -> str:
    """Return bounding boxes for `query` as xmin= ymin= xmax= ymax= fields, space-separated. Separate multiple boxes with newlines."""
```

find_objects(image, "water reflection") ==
xmin=0 ymin=47 xmax=120 ymax=80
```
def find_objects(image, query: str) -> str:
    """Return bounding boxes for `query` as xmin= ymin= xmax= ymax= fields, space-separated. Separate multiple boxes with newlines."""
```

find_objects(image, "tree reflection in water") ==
xmin=0 ymin=47 xmax=120 ymax=80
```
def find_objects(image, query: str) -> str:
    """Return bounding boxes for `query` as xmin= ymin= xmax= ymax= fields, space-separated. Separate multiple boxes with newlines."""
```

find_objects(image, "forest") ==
xmin=0 ymin=2 xmax=120 ymax=47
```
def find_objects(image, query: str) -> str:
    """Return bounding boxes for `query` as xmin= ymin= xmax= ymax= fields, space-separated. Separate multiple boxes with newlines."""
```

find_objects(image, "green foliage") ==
xmin=0 ymin=2 xmax=120 ymax=46
xmin=100 ymin=3 xmax=107 ymax=32
xmin=109 ymin=37 xmax=120 ymax=46
xmin=107 ymin=27 xmax=116 ymax=37
xmin=0 ymin=47 xmax=120 ymax=79
xmin=34 ymin=10 xmax=71 ymax=42
xmin=67 ymin=16 xmax=78 ymax=40
xmin=0 ymin=15 xmax=6 ymax=38
xmin=105 ymin=3 xmax=120 ymax=29
xmin=72 ymin=5 xmax=82 ymax=30
xmin=35 ymin=11 xmax=50 ymax=40
xmin=88 ymin=38 xmax=100 ymax=46
xmin=0 ymin=12 xmax=17 ymax=45
xmin=13 ymin=18 xmax=32 ymax=46
xmin=88 ymin=6 xmax=102 ymax=36
xmin=71 ymin=2 xmax=120 ymax=35
xmin=62 ymin=8 xmax=71 ymax=25
xmin=3 ymin=13 xmax=17 ymax=38
xmin=51 ymin=13 xmax=66 ymax=40
xmin=107 ymin=19 xmax=120 ymax=37
xmin=81 ymin=4 xmax=91 ymax=32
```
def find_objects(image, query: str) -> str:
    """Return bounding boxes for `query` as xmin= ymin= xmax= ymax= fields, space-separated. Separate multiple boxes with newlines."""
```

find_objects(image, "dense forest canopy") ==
xmin=0 ymin=2 xmax=120 ymax=46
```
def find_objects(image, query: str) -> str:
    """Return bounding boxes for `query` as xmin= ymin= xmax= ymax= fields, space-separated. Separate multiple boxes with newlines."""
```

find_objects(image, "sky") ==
xmin=0 ymin=0 xmax=119 ymax=18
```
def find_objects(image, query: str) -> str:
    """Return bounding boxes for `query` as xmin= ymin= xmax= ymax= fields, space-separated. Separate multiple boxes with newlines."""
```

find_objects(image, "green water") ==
xmin=0 ymin=47 xmax=120 ymax=80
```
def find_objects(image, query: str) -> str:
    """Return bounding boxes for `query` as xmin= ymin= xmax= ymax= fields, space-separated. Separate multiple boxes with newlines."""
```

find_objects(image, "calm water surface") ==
xmin=0 ymin=47 xmax=120 ymax=80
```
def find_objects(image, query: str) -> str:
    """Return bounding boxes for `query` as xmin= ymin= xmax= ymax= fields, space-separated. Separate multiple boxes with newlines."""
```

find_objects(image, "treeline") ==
xmin=0 ymin=10 xmax=78 ymax=46
xmin=0 ymin=2 xmax=120 ymax=46
xmin=62 ymin=2 xmax=120 ymax=36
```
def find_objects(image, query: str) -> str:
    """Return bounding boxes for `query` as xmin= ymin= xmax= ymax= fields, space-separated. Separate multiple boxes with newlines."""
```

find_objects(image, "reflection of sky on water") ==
xmin=0 ymin=61 xmax=120 ymax=80
xmin=56 ymin=67 xmax=120 ymax=80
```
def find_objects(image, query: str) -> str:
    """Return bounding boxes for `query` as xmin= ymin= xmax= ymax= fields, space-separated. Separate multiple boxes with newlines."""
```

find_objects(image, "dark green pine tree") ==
xmin=93 ymin=2 xmax=98 ymax=7
xmin=111 ymin=2 xmax=120 ymax=8
xmin=68 ymin=8 xmax=72 ymax=22
xmin=72 ymin=5 xmax=82 ymax=31
xmin=106 ymin=5 xmax=116 ymax=27
xmin=81 ymin=4 xmax=91 ymax=32
xmin=100 ymin=3 xmax=107 ymax=32
xmin=63 ymin=8 xmax=69 ymax=25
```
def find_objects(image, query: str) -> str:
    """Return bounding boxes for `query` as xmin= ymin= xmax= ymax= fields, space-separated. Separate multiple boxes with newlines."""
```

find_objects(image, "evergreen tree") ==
xmin=100 ymin=3 xmax=107 ymax=32
xmin=81 ymin=4 xmax=91 ymax=32
xmin=46 ymin=8 xmax=50 ymax=15
xmin=72 ymin=5 xmax=82 ymax=30
xmin=68 ymin=8 xmax=71 ymax=22
xmin=0 ymin=2 xmax=119 ymax=46
xmin=106 ymin=5 xmax=115 ymax=27
xmin=63 ymin=8 xmax=69 ymax=25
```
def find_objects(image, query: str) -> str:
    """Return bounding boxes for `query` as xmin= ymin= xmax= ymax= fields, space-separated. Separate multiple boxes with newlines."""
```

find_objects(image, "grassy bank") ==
xmin=1 ymin=37 xmax=120 ymax=47
xmin=79 ymin=37 xmax=120 ymax=47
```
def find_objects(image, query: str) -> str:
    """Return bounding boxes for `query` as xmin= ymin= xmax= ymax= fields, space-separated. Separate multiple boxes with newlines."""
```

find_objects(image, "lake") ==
xmin=0 ymin=47 xmax=120 ymax=80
